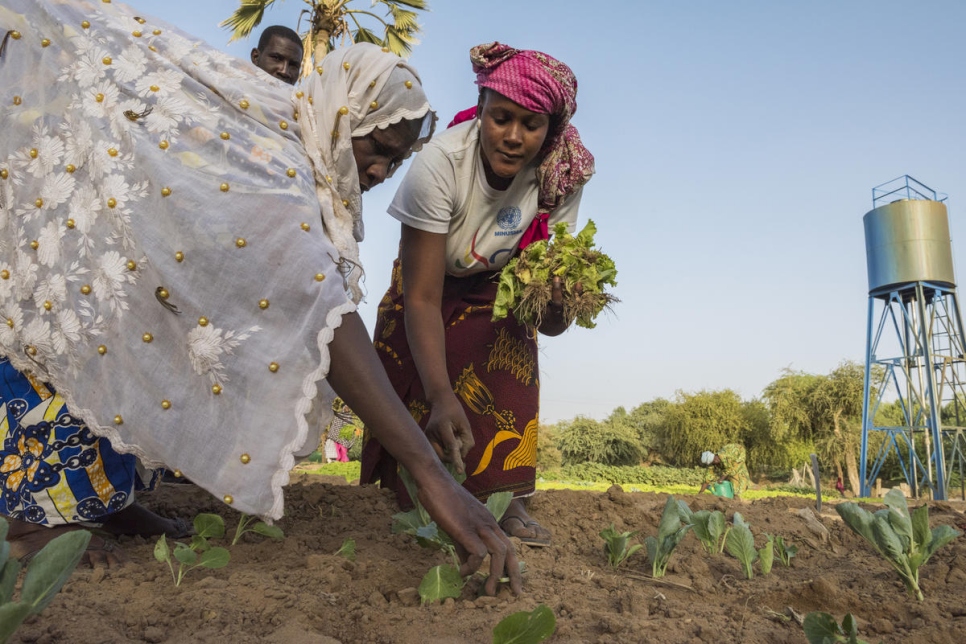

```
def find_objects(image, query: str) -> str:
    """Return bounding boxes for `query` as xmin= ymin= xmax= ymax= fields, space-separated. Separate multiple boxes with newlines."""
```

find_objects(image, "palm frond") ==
xmin=352 ymin=26 xmax=383 ymax=46
xmin=384 ymin=0 xmax=429 ymax=11
xmin=385 ymin=26 xmax=417 ymax=57
xmin=387 ymin=5 xmax=421 ymax=33
xmin=220 ymin=0 xmax=278 ymax=43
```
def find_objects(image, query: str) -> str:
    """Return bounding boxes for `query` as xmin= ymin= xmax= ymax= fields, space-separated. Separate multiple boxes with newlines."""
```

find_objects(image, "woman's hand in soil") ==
xmin=416 ymin=468 xmax=523 ymax=596
xmin=424 ymin=395 xmax=474 ymax=475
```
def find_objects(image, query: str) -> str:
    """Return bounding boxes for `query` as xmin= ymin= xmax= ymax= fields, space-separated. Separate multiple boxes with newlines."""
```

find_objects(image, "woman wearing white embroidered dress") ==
xmin=0 ymin=0 xmax=520 ymax=593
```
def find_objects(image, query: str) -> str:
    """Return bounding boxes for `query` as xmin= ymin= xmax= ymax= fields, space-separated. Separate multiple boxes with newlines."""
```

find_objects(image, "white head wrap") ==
xmin=298 ymin=44 xmax=436 ymax=301
xmin=701 ymin=451 xmax=716 ymax=466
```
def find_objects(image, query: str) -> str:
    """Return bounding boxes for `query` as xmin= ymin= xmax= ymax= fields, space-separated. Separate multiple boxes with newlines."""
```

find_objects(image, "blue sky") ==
xmin=128 ymin=0 xmax=966 ymax=422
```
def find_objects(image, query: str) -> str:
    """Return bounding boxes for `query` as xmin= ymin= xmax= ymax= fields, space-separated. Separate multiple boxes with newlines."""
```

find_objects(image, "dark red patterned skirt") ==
xmin=360 ymin=260 xmax=540 ymax=505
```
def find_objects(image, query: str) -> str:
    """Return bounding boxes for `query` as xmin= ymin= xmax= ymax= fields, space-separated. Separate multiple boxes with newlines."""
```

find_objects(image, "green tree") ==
xmin=557 ymin=416 xmax=644 ymax=467
xmin=536 ymin=422 xmax=563 ymax=472
xmin=221 ymin=0 xmax=428 ymax=78
xmin=757 ymin=370 xmax=822 ymax=474
xmin=809 ymin=361 xmax=867 ymax=495
xmin=657 ymin=390 xmax=745 ymax=466
xmin=760 ymin=362 xmax=881 ymax=495
xmin=621 ymin=399 xmax=670 ymax=462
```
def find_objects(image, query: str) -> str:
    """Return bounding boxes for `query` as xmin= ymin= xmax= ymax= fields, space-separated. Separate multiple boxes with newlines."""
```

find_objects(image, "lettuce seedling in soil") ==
xmin=691 ymin=509 xmax=728 ymax=554
xmin=644 ymin=496 xmax=693 ymax=578
xmin=493 ymin=220 xmax=618 ymax=330
xmin=599 ymin=524 xmax=643 ymax=568
xmin=725 ymin=512 xmax=758 ymax=579
xmin=803 ymin=612 xmax=868 ymax=644
xmin=768 ymin=534 xmax=797 ymax=567
xmin=231 ymin=513 xmax=284 ymax=546
xmin=335 ymin=538 xmax=356 ymax=561
xmin=393 ymin=467 xmax=513 ymax=604
xmin=0 ymin=519 xmax=90 ymax=643
xmin=492 ymin=604 xmax=556 ymax=644
xmin=835 ymin=488 xmax=961 ymax=601
xmin=154 ymin=513 xmax=230 ymax=587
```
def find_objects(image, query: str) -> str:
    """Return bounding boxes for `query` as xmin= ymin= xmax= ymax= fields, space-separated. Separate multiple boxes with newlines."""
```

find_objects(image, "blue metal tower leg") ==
xmin=917 ymin=283 xmax=947 ymax=499
xmin=861 ymin=295 xmax=875 ymax=498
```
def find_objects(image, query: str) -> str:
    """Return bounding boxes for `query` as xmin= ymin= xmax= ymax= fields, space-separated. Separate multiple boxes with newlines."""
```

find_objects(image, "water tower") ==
xmin=860 ymin=175 xmax=966 ymax=500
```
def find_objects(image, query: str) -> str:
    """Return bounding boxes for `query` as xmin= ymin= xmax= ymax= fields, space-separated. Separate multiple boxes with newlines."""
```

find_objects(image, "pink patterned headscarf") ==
xmin=461 ymin=42 xmax=596 ymax=246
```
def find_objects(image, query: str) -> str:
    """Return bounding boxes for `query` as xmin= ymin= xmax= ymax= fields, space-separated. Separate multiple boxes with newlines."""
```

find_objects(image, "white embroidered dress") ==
xmin=0 ymin=0 xmax=433 ymax=519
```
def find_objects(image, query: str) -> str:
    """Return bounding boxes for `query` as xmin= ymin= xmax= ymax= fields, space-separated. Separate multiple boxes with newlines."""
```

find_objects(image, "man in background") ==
xmin=251 ymin=25 xmax=303 ymax=85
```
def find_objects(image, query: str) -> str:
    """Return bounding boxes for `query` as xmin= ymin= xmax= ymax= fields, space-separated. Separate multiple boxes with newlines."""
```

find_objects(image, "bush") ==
xmin=557 ymin=417 xmax=645 ymax=467
xmin=536 ymin=423 xmax=563 ymax=472
xmin=544 ymin=463 xmax=705 ymax=487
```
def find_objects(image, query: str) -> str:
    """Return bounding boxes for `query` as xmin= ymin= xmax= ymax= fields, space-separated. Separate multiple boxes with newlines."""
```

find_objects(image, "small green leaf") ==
xmin=154 ymin=534 xmax=170 ymax=563
xmin=0 ymin=557 xmax=21 ymax=605
xmin=759 ymin=540 xmax=774 ymax=575
xmin=194 ymin=513 xmax=225 ymax=539
xmin=922 ymin=525 xmax=961 ymax=564
xmin=492 ymin=603 xmax=556 ymax=644
xmin=0 ymin=602 xmax=34 ymax=643
xmin=910 ymin=504 xmax=931 ymax=552
xmin=20 ymin=530 xmax=92 ymax=613
xmin=174 ymin=546 xmax=198 ymax=565
xmin=418 ymin=564 xmax=464 ymax=604
xmin=189 ymin=535 xmax=211 ymax=552
xmin=335 ymin=538 xmax=356 ymax=561
xmin=802 ymin=612 xmax=843 ymax=644
xmin=391 ymin=509 xmax=424 ymax=535
xmin=835 ymin=502 xmax=876 ymax=545
xmin=416 ymin=522 xmax=440 ymax=543
xmin=725 ymin=525 xmax=757 ymax=579
xmin=486 ymin=492 xmax=513 ymax=523
xmin=252 ymin=522 xmax=285 ymax=541
xmin=198 ymin=547 xmax=230 ymax=569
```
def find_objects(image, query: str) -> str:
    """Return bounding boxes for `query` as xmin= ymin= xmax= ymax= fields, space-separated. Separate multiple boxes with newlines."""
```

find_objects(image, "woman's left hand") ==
xmin=538 ymin=276 xmax=569 ymax=336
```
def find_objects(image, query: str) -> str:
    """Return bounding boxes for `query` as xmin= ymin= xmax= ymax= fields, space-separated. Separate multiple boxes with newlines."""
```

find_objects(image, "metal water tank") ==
xmin=863 ymin=199 xmax=955 ymax=293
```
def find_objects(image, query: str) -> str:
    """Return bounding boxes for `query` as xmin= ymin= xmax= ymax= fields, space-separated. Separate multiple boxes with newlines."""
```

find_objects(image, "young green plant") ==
xmin=643 ymin=496 xmax=693 ymax=578
xmin=492 ymin=604 xmax=556 ymax=644
xmin=599 ymin=524 xmax=643 ymax=568
xmin=802 ymin=612 xmax=869 ymax=644
xmin=0 ymin=519 xmax=91 ymax=644
xmin=690 ymin=509 xmax=728 ymax=554
xmin=335 ymin=538 xmax=356 ymax=561
xmin=768 ymin=534 xmax=798 ymax=567
xmin=725 ymin=512 xmax=758 ymax=579
xmin=835 ymin=488 xmax=961 ymax=601
xmin=154 ymin=513 xmax=230 ymax=587
xmin=232 ymin=513 xmax=284 ymax=546
xmin=392 ymin=467 xmax=513 ymax=604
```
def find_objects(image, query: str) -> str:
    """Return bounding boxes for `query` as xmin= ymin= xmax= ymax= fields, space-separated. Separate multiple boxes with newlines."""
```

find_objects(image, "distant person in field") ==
xmin=360 ymin=42 xmax=595 ymax=548
xmin=251 ymin=25 xmax=303 ymax=85
xmin=699 ymin=444 xmax=750 ymax=498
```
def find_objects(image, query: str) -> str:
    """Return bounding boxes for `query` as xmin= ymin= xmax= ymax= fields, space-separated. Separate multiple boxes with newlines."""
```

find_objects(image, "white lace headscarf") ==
xmin=298 ymin=44 xmax=436 ymax=301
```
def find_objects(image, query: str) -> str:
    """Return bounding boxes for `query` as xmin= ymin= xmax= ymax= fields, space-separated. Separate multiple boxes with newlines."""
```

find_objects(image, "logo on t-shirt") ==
xmin=496 ymin=206 xmax=522 ymax=235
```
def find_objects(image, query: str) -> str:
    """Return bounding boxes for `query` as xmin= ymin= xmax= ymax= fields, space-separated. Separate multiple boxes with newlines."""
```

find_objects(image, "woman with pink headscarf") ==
xmin=361 ymin=42 xmax=594 ymax=546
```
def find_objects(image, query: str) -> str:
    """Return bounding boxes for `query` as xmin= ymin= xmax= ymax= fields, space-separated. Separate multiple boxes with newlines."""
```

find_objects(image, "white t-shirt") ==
xmin=388 ymin=120 xmax=583 ymax=276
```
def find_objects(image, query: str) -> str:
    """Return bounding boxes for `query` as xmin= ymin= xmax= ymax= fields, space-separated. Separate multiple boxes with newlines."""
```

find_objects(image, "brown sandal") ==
xmin=499 ymin=515 xmax=551 ymax=547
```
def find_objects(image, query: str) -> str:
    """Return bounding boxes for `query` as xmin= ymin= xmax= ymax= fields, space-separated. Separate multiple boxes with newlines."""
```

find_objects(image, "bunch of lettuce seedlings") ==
xmin=493 ymin=220 xmax=618 ymax=330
